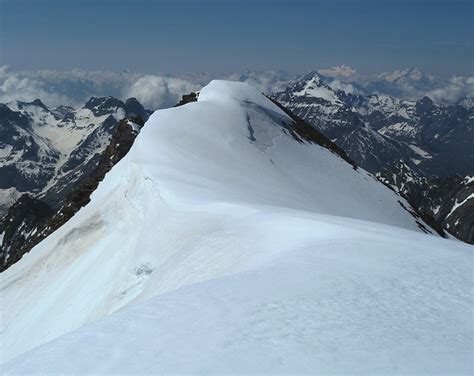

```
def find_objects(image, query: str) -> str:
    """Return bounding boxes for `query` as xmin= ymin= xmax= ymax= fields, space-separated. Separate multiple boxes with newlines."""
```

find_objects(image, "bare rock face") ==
xmin=0 ymin=194 xmax=54 ymax=270
xmin=377 ymin=165 xmax=473 ymax=244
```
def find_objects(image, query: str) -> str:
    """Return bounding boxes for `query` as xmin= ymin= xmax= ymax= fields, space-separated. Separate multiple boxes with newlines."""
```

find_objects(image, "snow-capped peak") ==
xmin=289 ymin=73 xmax=342 ymax=105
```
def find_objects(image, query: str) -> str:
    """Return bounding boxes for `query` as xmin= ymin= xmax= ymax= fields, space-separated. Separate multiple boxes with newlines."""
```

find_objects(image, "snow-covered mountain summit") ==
xmin=1 ymin=81 xmax=472 ymax=373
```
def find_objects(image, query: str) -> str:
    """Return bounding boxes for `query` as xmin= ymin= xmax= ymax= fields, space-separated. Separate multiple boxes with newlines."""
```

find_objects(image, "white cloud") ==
xmin=125 ymin=75 xmax=200 ymax=110
xmin=327 ymin=80 xmax=358 ymax=94
xmin=0 ymin=65 xmax=12 ymax=77
xmin=0 ymin=66 xmax=472 ymax=109
xmin=0 ymin=67 xmax=292 ymax=110
xmin=224 ymin=70 xmax=292 ymax=94
xmin=0 ymin=66 xmax=73 ymax=106
xmin=0 ymin=67 xmax=201 ymax=110
xmin=318 ymin=65 xmax=357 ymax=79
xmin=425 ymin=76 xmax=474 ymax=104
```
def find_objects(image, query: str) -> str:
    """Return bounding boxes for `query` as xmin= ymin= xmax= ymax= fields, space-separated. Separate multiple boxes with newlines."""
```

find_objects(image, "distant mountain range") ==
xmin=315 ymin=66 xmax=474 ymax=105
xmin=0 ymin=96 xmax=151 ymax=215
xmin=1 ymin=65 xmax=472 ymax=110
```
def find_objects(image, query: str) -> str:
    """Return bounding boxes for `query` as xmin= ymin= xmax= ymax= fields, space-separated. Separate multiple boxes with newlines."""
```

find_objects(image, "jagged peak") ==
xmin=299 ymin=70 xmax=325 ymax=84
xmin=84 ymin=96 xmax=123 ymax=108
xmin=83 ymin=96 xmax=126 ymax=116
xmin=125 ymin=97 xmax=140 ymax=105
xmin=31 ymin=98 xmax=47 ymax=108
xmin=415 ymin=96 xmax=435 ymax=112
xmin=10 ymin=98 xmax=49 ymax=111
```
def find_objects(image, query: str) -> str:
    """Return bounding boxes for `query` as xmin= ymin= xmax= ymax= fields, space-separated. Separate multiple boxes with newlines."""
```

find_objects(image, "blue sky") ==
xmin=0 ymin=0 xmax=472 ymax=75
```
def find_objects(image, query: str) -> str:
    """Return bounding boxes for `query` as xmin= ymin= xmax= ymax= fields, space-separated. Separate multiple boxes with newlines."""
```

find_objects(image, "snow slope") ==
xmin=0 ymin=81 xmax=472 ymax=373
xmin=3 ymin=232 xmax=472 ymax=375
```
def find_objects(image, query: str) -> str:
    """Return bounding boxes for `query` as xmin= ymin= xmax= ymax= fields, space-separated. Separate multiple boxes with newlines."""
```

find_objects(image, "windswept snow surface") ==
xmin=1 ymin=81 xmax=472 ymax=374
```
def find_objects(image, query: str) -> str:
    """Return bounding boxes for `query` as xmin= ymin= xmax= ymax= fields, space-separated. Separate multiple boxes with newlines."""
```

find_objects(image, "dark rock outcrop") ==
xmin=0 ymin=194 xmax=54 ymax=270
xmin=175 ymin=92 xmax=198 ymax=107
xmin=377 ymin=161 xmax=473 ymax=244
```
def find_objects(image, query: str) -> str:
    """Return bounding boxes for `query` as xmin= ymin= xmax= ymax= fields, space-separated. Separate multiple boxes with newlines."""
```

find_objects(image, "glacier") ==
xmin=0 ymin=80 xmax=472 ymax=374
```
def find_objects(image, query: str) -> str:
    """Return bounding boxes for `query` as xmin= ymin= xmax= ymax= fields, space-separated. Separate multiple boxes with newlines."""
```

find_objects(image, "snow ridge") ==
xmin=0 ymin=80 xmax=472 ymax=374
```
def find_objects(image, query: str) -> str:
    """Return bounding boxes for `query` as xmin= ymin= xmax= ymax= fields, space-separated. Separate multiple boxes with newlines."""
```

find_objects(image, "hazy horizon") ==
xmin=0 ymin=64 xmax=470 ymax=78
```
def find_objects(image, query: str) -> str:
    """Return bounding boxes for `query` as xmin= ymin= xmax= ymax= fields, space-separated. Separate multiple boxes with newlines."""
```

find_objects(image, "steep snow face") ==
xmin=0 ymin=81 xmax=472 ymax=372
xmin=272 ymin=74 xmax=473 ymax=245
